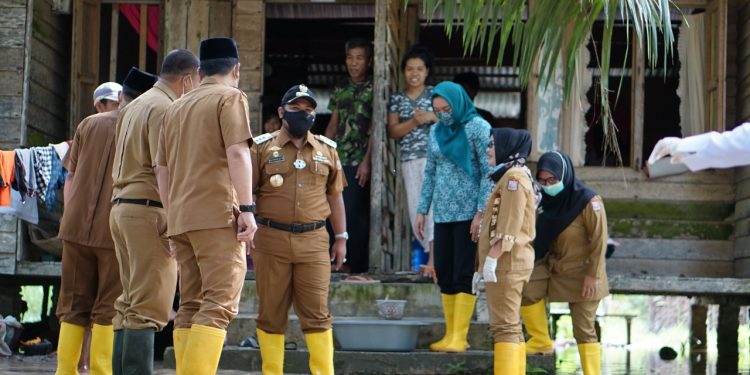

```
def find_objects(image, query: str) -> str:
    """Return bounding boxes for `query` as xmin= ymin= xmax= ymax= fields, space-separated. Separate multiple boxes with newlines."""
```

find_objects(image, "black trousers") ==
xmin=433 ymin=220 xmax=476 ymax=294
xmin=341 ymin=165 xmax=370 ymax=273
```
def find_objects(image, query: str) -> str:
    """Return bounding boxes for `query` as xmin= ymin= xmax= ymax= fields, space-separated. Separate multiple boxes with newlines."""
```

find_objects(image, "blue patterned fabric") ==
xmin=417 ymin=116 xmax=492 ymax=223
xmin=387 ymin=86 xmax=434 ymax=161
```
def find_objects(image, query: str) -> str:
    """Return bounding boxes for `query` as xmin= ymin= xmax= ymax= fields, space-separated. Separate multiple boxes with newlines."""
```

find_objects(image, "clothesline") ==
xmin=0 ymin=142 xmax=70 ymax=224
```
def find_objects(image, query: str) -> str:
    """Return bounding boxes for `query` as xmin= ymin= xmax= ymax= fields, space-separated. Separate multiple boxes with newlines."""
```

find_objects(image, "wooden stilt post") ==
xmin=716 ymin=303 xmax=739 ymax=374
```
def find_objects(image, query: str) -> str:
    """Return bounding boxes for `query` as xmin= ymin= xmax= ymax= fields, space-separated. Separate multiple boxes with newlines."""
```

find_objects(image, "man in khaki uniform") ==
xmin=56 ymin=67 xmax=157 ymax=375
xmin=110 ymin=49 xmax=199 ymax=375
xmin=521 ymin=151 xmax=609 ymax=375
xmin=475 ymin=128 xmax=537 ymax=374
xmin=252 ymin=85 xmax=346 ymax=375
xmin=155 ymin=38 xmax=257 ymax=375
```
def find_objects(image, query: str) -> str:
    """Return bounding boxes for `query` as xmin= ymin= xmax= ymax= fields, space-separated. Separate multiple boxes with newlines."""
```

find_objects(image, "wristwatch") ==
xmin=239 ymin=204 xmax=256 ymax=213
xmin=334 ymin=232 xmax=349 ymax=240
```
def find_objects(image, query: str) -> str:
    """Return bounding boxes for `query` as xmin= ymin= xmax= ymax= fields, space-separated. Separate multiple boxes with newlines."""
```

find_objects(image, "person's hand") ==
xmin=419 ymin=264 xmax=437 ymax=283
xmin=414 ymin=214 xmax=426 ymax=241
xmin=471 ymin=272 xmax=482 ymax=294
xmin=414 ymin=109 xmax=438 ymax=125
xmin=582 ymin=276 xmax=598 ymax=299
xmin=356 ymin=161 xmax=370 ymax=187
xmin=330 ymin=239 xmax=347 ymax=271
xmin=237 ymin=212 xmax=257 ymax=243
xmin=482 ymin=256 xmax=498 ymax=283
xmin=470 ymin=212 xmax=483 ymax=242
xmin=647 ymin=137 xmax=682 ymax=165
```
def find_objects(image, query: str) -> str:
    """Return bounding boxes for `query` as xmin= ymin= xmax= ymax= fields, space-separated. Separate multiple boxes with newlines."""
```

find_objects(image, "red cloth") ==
xmin=119 ymin=4 xmax=160 ymax=53
xmin=0 ymin=151 xmax=16 ymax=206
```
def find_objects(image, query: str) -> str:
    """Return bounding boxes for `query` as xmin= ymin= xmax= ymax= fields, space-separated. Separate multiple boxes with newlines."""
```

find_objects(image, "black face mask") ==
xmin=283 ymin=110 xmax=315 ymax=138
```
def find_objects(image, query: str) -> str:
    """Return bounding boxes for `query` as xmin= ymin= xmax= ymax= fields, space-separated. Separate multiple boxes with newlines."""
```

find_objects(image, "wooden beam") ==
xmin=608 ymin=274 xmax=750 ymax=296
xmin=369 ymin=0 xmax=388 ymax=272
xmin=138 ymin=4 xmax=147 ymax=69
xmin=109 ymin=5 xmax=118 ymax=81
xmin=631 ymin=29 xmax=645 ymax=170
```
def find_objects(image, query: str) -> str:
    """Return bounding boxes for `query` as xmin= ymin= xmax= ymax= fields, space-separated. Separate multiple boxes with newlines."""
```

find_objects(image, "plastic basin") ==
xmin=332 ymin=319 xmax=427 ymax=352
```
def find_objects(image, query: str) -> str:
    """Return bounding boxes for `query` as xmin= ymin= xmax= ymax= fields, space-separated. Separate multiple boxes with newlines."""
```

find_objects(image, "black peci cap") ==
xmin=280 ymin=84 xmax=317 ymax=108
xmin=200 ymin=37 xmax=239 ymax=60
xmin=122 ymin=67 xmax=158 ymax=96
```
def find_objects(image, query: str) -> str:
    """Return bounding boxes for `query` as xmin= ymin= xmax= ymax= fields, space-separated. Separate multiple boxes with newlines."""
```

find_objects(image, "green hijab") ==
xmin=432 ymin=81 xmax=480 ymax=177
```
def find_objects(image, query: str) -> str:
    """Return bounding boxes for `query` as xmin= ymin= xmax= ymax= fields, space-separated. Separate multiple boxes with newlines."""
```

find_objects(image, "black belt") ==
xmin=112 ymin=198 xmax=163 ymax=208
xmin=256 ymin=216 xmax=325 ymax=233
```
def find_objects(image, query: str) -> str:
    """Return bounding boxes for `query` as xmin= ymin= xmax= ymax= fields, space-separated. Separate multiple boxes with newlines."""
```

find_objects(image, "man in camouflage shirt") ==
xmin=325 ymin=37 xmax=374 ymax=273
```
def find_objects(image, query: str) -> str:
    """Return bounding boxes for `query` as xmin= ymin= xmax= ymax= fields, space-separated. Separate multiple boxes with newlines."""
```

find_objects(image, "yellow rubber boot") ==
xmin=90 ymin=324 xmax=114 ymax=375
xmin=435 ymin=292 xmax=476 ymax=353
xmin=518 ymin=342 xmax=527 ymax=375
xmin=305 ymin=330 xmax=334 ymax=375
xmin=520 ymin=300 xmax=553 ymax=355
xmin=181 ymin=324 xmax=226 ymax=375
xmin=257 ymin=329 xmax=285 ymax=375
xmin=55 ymin=322 xmax=85 ymax=375
xmin=493 ymin=342 xmax=521 ymax=375
xmin=430 ymin=294 xmax=456 ymax=351
xmin=578 ymin=342 xmax=601 ymax=375
xmin=173 ymin=328 xmax=190 ymax=375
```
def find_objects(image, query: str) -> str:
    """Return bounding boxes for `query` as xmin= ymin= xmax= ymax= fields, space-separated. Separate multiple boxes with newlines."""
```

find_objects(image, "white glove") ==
xmin=483 ymin=256 xmax=498 ymax=283
xmin=471 ymin=272 xmax=482 ymax=294
xmin=647 ymin=137 xmax=682 ymax=165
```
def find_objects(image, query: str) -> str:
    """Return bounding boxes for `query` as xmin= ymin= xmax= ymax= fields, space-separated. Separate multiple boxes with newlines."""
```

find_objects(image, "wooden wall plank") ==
xmin=0 ymin=96 xmax=22 ymax=118
xmin=0 ymin=0 xmax=26 ymax=7
xmin=0 ymin=28 xmax=24 ymax=48
xmin=209 ymin=0 xmax=232 ymax=37
xmin=163 ymin=0 xmax=188 ymax=50
xmin=735 ymin=258 xmax=750 ymax=277
xmin=0 ymin=47 xmax=23 ymax=70
xmin=0 ymin=117 xmax=21 ymax=144
xmin=31 ymin=34 xmax=70 ymax=78
xmin=611 ymin=239 xmax=734 ymax=261
xmin=186 ymin=0 xmax=210 ymax=54
xmin=609 ymin=274 xmax=750 ymax=296
xmin=606 ymin=258 xmax=734 ymax=278
xmin=733 ymin=236 xmax=750 ymax=258
xmin=0 ymin=7 xmax=26 ymax=29
xmin=736 ymin=218 xmax=750 ymax=238
xmin=0 ymin=70 xmax=23 ymax=95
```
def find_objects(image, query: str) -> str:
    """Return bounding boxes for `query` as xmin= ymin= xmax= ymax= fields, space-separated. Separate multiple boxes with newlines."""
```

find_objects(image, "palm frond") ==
xmin=418 ymin=0 xmax=677 ymax=166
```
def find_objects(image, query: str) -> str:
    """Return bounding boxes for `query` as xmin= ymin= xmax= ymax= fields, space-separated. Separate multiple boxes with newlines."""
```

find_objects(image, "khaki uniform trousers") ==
xmin=252 ymin=225 xmax=332 ymax=334
xmin=110 ymin=203 xmax=177 ymax=331
xmin=57 ymin=241 xmax=122 ymax=326
xmin=172 ymin=226 xmax=246 ymax=330
xmin=521 ymin=262 xmax=600 ymax=343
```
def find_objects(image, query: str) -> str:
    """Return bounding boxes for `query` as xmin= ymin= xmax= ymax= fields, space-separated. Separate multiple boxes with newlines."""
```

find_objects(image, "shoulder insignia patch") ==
xmin=253 ymin=133 xmax=275 ymax=145
xmin=315 ymin=134 xmax=337 ymax=149
xmin=591 ymin=200 xmax=602 ymax=212
xmin=507 ymin=179 xmax=519 ymax=192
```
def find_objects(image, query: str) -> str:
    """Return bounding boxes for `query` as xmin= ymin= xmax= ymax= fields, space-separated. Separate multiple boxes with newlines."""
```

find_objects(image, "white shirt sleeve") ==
xmin=675 ymin=123 xmax=750 ymax=171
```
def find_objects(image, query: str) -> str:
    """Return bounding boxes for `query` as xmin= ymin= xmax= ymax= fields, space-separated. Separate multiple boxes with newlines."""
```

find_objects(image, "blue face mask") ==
xmin=437 ymin=111 xmax=454 ymax=126
xmin=542 ymin=181 xmax=564 ymax=197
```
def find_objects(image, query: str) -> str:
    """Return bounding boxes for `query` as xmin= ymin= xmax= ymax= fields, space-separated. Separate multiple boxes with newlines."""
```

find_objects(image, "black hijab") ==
xmin=534 ymin=151 xmax=596 ymax=260
xmin=489 ymin=128 xmax=532 ymax=182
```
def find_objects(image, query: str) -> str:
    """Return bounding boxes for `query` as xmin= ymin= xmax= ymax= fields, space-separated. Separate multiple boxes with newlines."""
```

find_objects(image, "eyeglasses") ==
xmin=537 ymin=177 xmax=559 ymax=186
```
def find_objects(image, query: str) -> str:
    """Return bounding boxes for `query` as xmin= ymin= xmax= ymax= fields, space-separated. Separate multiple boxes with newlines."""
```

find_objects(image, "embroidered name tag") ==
xmin=592 ymin=200 xmax=602 ymax=211
xmin=268 ymin=155 xmax=285 ymax=164
xmin=507 ymin=179 xmax=519 ymax=191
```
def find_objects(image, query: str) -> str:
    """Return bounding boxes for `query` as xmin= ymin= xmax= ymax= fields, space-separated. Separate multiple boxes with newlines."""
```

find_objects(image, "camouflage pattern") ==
xmin=387 ymin=86 xmax=435 ymax=161
xmin=328 ymin=78 xmax=374 ymax=166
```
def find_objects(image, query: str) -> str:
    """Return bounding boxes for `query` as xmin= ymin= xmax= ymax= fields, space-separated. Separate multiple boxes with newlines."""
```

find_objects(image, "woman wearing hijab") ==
xmin=476 ymin=128 xmax=538 ymax=374
xmin=415 ymin=81 xmax=492 ymax=353
xmin=520 ymin=151 xmax=609 ymax=375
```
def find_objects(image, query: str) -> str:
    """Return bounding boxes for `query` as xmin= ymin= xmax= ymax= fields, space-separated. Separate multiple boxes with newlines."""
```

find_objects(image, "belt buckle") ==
xmin=291 ymin=225 xmax=303 ymax=233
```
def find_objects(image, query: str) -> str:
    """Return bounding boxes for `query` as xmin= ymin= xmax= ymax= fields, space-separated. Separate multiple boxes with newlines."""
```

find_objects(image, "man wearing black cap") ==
xmin=156 ymin=37 xmax=256 ymax=374
xmin=251 ymin=84 xmax=346 ymax=375
xmin=56 ymin=67 xmax=157 ymax=375
xmin=110 ymin=50 xmax=199 ymax=375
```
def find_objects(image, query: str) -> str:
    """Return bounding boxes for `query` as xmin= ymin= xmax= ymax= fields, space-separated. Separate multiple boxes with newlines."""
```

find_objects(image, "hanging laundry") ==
xmin=52 ymin=141 xmax=71 ymax=161
xmin=45 ymin=145 xmax=66 ymax=211
xmin=0 ymin=149 xmax=40 ymax=224
xmin=0 ymin=150 xmax=16 ymax=207
xmin=31 ymin=147 xmax=53 ymax=204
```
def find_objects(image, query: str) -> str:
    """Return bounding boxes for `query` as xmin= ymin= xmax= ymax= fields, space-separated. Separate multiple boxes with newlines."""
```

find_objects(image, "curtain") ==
xmin=119 ymin=4 xmax=160 ymax=53
xmin=677 ymin=13 xmax=706 ymax=137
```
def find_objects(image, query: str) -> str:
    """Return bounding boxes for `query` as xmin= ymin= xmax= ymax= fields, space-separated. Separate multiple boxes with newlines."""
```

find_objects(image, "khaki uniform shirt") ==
xmin=156 ymin=77 xmax=253 ymax=236
xmin=112 ymin=81 xmax=177 ymax=202
xmin=477 ymin=167 xmax=536 ymax=271
xmin=59 ymin=110 xmax=119 ymax=249
xmin=251 ymin=130 xmax=345 ymax=224
xmin=546 ymin=195 xmax=610 ymax=302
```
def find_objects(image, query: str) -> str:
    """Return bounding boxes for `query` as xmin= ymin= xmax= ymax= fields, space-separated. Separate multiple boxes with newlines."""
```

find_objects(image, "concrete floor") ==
xmin=0 ymin=355 xmax=259 ymax=374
